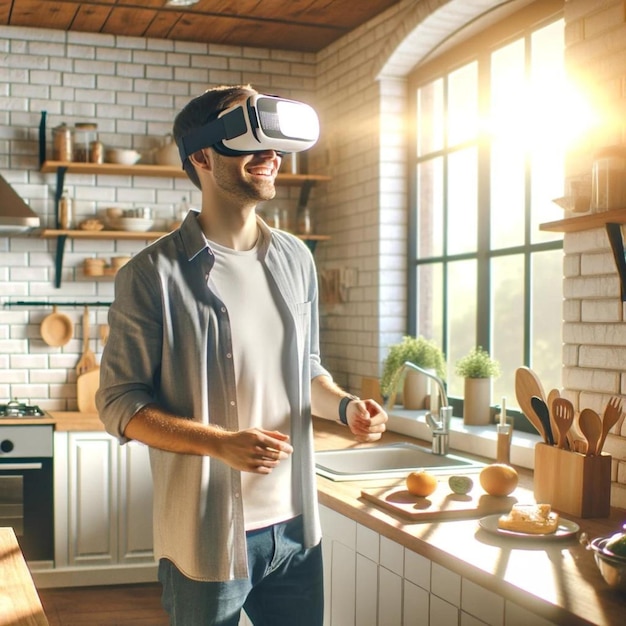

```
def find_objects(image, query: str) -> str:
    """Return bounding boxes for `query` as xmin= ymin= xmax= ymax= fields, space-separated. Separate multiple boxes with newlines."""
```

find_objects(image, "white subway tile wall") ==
xmin=0 ymin=24 xmax=316 ymax=412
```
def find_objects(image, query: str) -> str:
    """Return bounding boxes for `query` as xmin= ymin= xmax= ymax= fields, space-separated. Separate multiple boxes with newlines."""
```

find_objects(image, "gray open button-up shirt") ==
xmin=96 ymin=212 xmax=329 ymax=581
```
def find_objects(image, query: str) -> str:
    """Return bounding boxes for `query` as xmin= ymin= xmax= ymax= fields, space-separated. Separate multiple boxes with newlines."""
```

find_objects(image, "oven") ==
xmin=0 ymin=401 xmax=54 ymax=565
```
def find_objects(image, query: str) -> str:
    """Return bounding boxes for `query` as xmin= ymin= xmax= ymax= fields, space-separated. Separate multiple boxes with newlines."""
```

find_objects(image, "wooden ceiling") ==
xmin=0 ymin=0 xmax=403 ymax=53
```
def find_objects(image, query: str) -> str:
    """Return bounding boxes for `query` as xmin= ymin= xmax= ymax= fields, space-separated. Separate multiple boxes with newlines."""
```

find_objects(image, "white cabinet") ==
xmin=54 ymin=431 xmax=154 ymax=569
xmin=319 ymin=504 xmax=556 ymax=626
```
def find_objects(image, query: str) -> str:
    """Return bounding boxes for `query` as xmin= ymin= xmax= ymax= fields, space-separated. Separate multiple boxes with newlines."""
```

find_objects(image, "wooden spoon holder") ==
xmin=534 ymin=443 xmax=611 ymax=518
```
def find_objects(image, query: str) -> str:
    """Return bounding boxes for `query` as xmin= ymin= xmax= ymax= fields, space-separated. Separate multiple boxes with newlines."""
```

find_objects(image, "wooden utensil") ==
xmin=596 ymin=396 xmax=623 ymax=454
xmin=514 ymin=367 xmax=546 ymax=441
xmin=531 ymin=396 xmax=555 ymax=445
xmin=75 ymin=306 xmax=97 ymax=375
xmin=547 ymin=388 xmax=561 ymax=446
xmin=40 ymin=306 xmax=74 ymax=347
xmin=552 ymin=397 xmax=574 ymax=449
xmin=578 ymin=408 xmax=602 ymax=456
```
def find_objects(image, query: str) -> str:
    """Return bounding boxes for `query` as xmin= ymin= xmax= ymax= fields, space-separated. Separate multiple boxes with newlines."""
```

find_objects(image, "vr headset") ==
xmin=177 ymin=94 xmax=320 ymax=162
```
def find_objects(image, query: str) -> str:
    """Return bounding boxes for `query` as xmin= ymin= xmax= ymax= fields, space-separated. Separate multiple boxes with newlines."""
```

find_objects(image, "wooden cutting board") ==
xmin=361 ymin=478 xmax=520 ymax=521
xmin=77 ymin=367 xmax=99 ymax=413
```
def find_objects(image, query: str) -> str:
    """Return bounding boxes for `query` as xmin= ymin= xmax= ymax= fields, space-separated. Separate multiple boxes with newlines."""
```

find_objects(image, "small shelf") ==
xmin=41 ymin=229 xmax=169 ymax=241
xmin=539 ymin=208 xmax=626 ymax=233
xmin=40 ymin=160 xmax=331 ymax=186
xmin=540 ymin=208 xmax=626 ymax=301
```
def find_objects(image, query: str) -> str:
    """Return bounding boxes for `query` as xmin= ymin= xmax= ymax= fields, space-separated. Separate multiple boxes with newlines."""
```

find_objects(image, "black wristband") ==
xmin=338 ymin=395 xmax=358 ymax=425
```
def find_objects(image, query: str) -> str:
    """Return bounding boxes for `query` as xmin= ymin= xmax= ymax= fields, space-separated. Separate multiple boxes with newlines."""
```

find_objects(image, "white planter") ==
xmin=463 ymin=377 xmax=492 ymax=425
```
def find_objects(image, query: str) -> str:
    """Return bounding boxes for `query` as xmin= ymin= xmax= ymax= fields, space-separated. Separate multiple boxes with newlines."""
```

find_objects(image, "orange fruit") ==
xmin=406 ymin=470 xmax=438 ymax=497
xmin=479 ymin=463 xmax=518 ymax=496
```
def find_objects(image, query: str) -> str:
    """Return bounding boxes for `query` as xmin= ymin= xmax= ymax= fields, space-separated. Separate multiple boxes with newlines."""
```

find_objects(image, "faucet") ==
xmin=386 ymin=361 xmax=452 ymax=455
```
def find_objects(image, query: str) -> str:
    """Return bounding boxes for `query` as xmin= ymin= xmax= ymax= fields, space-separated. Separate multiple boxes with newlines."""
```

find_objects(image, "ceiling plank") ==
xmin=101 ymin=6 xmax=158 ymax=37
xmin=72 ymin=4 xmax=113 ymax=34
xmin=9 ymin=0 xmax=79 ymax=30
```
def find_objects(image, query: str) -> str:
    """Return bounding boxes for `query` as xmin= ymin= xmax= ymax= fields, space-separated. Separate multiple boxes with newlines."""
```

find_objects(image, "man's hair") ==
xmin=173 ymin=84 xmax=256 ymax=189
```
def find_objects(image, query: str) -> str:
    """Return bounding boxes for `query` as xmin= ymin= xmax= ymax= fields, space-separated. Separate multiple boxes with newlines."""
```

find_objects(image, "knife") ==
xmin=531 ymin=396 xmax=555 ymax=445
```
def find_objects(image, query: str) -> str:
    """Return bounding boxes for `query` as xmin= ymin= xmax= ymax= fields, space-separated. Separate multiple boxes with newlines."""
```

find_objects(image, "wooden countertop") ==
xmin=313 ymin=417 xmax=625 ymax=626
xmin=0 ymin=528 xmax=48 ymax=625
xmin=0 ymin=412 xmax=104 ymax=431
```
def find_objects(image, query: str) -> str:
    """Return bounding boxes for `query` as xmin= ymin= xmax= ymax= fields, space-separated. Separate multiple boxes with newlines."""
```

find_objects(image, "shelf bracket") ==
xmin=38 ymin=111 xmax=47 ymax=168
xmin=605 ymin=223 xmax=626 ymax=302
xmin=54 ymin=234 xmax=68 ymax=289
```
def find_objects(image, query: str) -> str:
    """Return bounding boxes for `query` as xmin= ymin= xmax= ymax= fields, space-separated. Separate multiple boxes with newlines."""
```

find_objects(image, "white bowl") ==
xmin=105 ymin=148 xmax=141 ymax=165
xmin=108 ymin=217 xmax=154 ymax=232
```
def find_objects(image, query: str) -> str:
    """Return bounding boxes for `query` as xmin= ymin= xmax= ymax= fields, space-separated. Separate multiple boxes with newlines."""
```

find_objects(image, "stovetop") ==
xmin=0 ymin=400 xmax=47 ymax=418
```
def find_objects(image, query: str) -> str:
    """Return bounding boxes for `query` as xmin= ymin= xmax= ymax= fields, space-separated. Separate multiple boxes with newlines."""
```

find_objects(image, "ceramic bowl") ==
xmin=588 ymin=537 xmax=626 ymax=591
xmin=105 ymin=148 xmax=141 ymax=165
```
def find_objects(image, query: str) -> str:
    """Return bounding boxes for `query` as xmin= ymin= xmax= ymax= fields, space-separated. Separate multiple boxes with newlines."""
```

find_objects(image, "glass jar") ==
xmin=58 ymin=188 xmax=74 ymax=229
xmin=297 ymin=206 xmax=314 ymax=235
xmin=73 ymin=123 xmax=98 ymax=162
xmin=591 ymin=146 xmax=626 ymax=212
xmin=52 ymin=123 xmax=73 ymax=161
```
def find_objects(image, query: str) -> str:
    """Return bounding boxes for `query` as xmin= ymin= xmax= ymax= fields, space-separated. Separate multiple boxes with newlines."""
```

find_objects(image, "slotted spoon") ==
xmin=596 ymin=396 xmax=623 ymax=454
xmin=552 ymin=397 xmax=574 ymax=449
xmin=578 ymin=408 xmax=602 ymax=456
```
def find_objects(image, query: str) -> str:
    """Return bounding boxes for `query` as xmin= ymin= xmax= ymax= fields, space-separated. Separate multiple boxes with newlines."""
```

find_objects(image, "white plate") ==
xmin=478 ymin=514 xmax=580 ymax=540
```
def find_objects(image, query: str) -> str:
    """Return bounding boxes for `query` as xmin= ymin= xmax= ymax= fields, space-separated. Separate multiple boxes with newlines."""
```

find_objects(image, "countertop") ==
xmin=3 ymin=412 xmax=624 ymax=624
xmin=313 ymin=417 xmax=625 ymax=626
xmin=0 ymin=528 xmax=48 ymax=625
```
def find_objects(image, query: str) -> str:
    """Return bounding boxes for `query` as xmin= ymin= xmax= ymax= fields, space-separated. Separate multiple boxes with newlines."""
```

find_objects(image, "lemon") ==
xmin=406 ymin=470 xmax=438 ymax=497
xmin=448 ymin=475 xmax=474 ymax=495
xmin=479 ymin=463 xmax=518 ymax=496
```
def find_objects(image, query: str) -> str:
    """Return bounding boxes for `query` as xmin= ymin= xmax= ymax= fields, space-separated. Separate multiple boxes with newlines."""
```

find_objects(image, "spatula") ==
xmin=552 ymin=397 xmax=574 ymax=449
xmin=547 ymin=388 xmax=561 ymax=446
xmin=596 ymin=396 xmax=623 ymax=454
xmin=531 ymin=395 xmax=555 ymax=445
xmin=578 ymin=408 xmax=602 ymax=456
xmin=76 ymin=306 xmax=97 ymax=375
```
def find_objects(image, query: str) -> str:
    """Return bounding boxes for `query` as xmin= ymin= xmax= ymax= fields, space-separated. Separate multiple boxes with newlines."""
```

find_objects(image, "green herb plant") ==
xmin=454 ymin=346 xmax=500 ymax=379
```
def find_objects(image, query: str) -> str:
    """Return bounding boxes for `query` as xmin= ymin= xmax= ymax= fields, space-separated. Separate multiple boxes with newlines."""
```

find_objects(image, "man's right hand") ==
xmin=215 ymin=428 xmax=293 ymax=473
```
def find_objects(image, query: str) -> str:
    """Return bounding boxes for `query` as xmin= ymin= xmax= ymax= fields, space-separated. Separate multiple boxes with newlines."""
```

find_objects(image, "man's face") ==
xmin=208 ymin=148 xmax=283 ymax=204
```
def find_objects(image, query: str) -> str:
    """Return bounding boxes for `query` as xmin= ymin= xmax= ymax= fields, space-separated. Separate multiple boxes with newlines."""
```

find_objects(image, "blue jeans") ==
xmin=158 ymin=515 xmax=324 ymax=626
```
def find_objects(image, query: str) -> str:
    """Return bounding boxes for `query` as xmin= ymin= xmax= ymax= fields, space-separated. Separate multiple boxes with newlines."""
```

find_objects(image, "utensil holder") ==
xmin=534 ymin=443 xmax=611 ymax=518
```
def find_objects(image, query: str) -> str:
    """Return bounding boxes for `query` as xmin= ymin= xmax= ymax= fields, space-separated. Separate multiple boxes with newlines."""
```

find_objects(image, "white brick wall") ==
xmin=0 ymin=25 xmax=315 ymax=410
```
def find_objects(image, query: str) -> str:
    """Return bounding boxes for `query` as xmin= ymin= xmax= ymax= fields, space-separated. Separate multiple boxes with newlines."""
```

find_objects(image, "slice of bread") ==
xmin=497 ymin=503 xmax=559 ymax=534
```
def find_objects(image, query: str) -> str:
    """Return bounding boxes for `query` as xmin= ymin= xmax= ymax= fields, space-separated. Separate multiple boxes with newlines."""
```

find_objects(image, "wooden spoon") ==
xmin=552 ymin=397 xmax=574 ymax=449
xmin=515 ymin=367 xmax=547 ymax=441
xmin=76 ymin=306 xmax=97 ymax=375
xmin=531 ymin=396 xmax=555 ymax=445
xmin=578 ymin=408 xmax=602 ymax=456
xmin=596 ymin=396 xmax=623 ymax=454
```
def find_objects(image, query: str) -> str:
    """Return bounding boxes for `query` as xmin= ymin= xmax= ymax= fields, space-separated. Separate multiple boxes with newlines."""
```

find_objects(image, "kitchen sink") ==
xmin=315 ymin=442 xmax=485 ymax=481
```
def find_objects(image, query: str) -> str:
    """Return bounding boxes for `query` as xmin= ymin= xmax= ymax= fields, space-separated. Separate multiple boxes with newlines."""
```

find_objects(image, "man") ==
xmin=96 ymin=84 xmax=388 ymax=625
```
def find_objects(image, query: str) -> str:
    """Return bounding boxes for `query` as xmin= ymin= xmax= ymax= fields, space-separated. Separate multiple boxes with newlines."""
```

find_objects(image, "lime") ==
xmin=448 ymin=475 xmax=473 ymax=495
xmin=606 ymin=532 xmax=626 ymax=557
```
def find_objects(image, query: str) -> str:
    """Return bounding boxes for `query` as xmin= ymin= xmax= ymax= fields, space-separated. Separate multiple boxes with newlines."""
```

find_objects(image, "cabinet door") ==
xmin=68 ymin=432 xmax=118 ymax=566
xmin=117 ymin=440 xmax=154 ymax=563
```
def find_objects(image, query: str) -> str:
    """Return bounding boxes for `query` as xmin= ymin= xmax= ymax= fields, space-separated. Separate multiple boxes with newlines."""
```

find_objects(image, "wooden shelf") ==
xmin=540 ymin=208 xmax=626 ymax=302
xmin=41 ymin=229 xmax=168 ymax=240
xmin=40 ymin=161 xmax=331 ymax=186
xmin=539 ymin=208 xmax=626 ymax=232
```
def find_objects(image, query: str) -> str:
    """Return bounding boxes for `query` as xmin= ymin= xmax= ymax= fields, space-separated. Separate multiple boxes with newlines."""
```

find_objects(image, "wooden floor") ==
xmin=38 ymin=583 xmax=169 ymax=625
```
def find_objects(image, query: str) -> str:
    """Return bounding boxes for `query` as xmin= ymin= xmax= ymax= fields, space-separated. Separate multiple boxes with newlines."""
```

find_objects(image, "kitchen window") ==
xmin=409 ymin=4 xmax=567 ymax=410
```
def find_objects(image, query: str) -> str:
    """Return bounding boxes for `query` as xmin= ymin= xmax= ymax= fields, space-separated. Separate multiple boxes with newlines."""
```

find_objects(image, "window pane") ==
xmin=417 ymin=158 xmax=444 ymax=258
xmin=531 ymin=249 xmax=563 ymax=387
xmin=447 ymin=148 xmax=477 ymax=255
xmin=417 ymin=78 xmax=444 ymax=156
xmin=530 ymin=20 xmax=566 ymax=243
xmin=447 ymin=259 xmax=477 ymax=396
xmin=491 ymin=140 xmax=525 ymax=249
xmin=492 ymin=255 xmax=525 ymax=406
xmin=417 ymin=263 xmax=443 ymax=345
xmin=448 ymin=62 xmax=478 ymax=146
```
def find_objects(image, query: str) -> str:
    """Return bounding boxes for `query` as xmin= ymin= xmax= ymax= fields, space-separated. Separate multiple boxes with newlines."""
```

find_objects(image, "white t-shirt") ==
xmin=207 ymin=234 xmax=298 ymax=531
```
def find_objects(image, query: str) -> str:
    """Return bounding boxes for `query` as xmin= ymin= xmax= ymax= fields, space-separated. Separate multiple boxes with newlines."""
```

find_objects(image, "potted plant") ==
xmin=455 ymin=346 xmax=500 ymax=425
xmin=381 ymin=335 xmax=446 ymax=409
